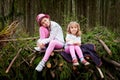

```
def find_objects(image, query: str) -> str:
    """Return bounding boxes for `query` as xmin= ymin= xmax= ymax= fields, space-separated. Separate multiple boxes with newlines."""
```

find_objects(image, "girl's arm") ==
xmin=39 ymin=27 xmax=46 ymax=39
xmin=41 ymin=22 xmax=59 ymax=44
xmin=65 ymin=34 xmax=74 ymax=44
xmin=73 ymin=37 xmax=81 ymax=45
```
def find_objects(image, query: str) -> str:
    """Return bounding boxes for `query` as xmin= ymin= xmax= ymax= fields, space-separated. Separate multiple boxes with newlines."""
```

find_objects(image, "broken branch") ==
xmin=98 ymin=39 xmax=112 ymax=55
xmin=96 ymin=66 xmax=104 ymax=79
xmin=5 ymin=48 xmax=22 ymax=73
xmin=102 ymin=56 xmax=120 ymax=68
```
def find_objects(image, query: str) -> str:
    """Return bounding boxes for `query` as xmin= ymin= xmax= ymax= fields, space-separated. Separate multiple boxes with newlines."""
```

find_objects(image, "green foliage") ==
xmin=0 ymin=25 xmax=120 ymax=80
xmin=59 ymin=62 xmax=72 ymax=80
xmin=82 ymin=26 xmax=120 ymax=56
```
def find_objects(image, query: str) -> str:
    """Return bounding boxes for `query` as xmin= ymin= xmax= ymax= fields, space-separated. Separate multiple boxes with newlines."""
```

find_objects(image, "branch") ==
xmin=106 ymin=71 xmax=115 ymax=80
xmin=37 ymin=49 xmax=64 ymax=53
xmin=29 ymin=55 xmax=36 ymax=66
xmin=102 ymin=56 xmax=120 ymax=68
xmin=16 ymin=47 xmax=37 ymax=67
xmin=96 ymin=66 xmax=104 ymax=79
xmin=0 ymin=37 xmax=39 ymax=42
xmin=5 ymin=48 xmax=22 ymax=73
xmin=21 ymin=56 xmax=29 ymax=66
xmin=98 ymin=39 xmax=112 ymax=55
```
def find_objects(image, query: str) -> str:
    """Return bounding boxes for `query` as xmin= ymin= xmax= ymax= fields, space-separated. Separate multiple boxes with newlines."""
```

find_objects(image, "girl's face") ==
xmin=70 ymin=24 xmax=78 ymax=35
xmin=40 ymin=17 xmax=50 ymax=27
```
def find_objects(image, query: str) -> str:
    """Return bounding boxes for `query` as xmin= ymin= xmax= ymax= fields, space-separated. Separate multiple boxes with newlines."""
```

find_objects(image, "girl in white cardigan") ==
xmin=35 ymin=13 xmax=65 ymax=72
xmin=64 ymin=21 xmax=90 ymax=66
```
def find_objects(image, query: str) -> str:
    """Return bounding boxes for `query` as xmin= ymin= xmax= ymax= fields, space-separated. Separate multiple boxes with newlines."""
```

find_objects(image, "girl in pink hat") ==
xmin=35 ymin=13 xmax=65 ymax=72
xmin=64 ymin=21 xmax=90 ymax=66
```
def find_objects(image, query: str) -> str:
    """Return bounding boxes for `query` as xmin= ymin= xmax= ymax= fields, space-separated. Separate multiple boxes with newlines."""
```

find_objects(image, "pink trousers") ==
xmin=65 ymin=45 xmax=84 ymax=60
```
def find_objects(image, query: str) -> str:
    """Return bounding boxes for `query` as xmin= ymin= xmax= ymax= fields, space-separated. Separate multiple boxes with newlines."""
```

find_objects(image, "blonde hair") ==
xmin=67 ymin=21 xmax=82 ymax=36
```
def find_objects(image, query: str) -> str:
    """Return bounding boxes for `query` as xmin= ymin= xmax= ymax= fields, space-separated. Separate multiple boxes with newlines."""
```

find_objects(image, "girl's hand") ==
xmin=73 ymin=41 xmax=80 ymax=45
xmin=67 ymin=40 xmax=74 ymax=44
xmin=38 ymin=43 xmax=45 ymax=48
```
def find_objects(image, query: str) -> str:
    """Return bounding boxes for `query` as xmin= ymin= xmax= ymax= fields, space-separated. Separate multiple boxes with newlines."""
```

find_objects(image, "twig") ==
xmin=21 ymin=56 xmax=29 ymax=66
xmin=96 ymin=66 xmax=104 ymax=79
xmin=106 ymin=71 xmax=115 ymax=80
xmin=27 ymin=46 xmax=36 ymax=53
xmin=50 ymin=70 xmax=55 ymax=78
xmin=30 ymin=55 xmax=36 ymax=66
xmin=16 ymin=48 xmax=36 ymax=67
xmin=52 ymin=59 xmax=58 ymax=69
xmin=5 ymin=48 xmax=22 ymax=73
xmin=28 ymin=52 xmax=36 ymax=58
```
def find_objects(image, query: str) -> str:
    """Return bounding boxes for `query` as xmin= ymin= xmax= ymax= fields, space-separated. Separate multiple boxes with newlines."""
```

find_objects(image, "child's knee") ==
xmin=49 ymin=40 xmax=57 ymax=45
xmin=48 ymin=40 xmax=56 ymax=47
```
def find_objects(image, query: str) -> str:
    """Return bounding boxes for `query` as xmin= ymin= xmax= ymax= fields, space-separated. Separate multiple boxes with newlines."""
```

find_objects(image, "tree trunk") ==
xmin=0 ymin=0 xmax=5 ymax=30
xmin=72 ymin=0 xmax=76 ymax=20
xmin=26 ymin=0 xmax=34 ymax=36
xmin=86 ymin=0 xmax=90 ymax=27
xmin=96 ymin=0 xmax=100 ymax=25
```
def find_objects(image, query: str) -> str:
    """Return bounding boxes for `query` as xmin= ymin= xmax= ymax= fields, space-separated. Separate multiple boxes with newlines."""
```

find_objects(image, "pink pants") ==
xmin=65 ymin=45 xmax=84 ymax=60
xmin=39 ymin=27 xmax=64 ymax=62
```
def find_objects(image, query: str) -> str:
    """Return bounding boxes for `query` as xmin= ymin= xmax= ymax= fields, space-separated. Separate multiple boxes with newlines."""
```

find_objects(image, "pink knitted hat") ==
xmin=36 ymin=13 xmax=50 ymax=26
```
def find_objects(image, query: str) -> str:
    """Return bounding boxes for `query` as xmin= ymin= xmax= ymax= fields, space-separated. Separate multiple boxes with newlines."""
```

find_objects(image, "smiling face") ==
xmin=40 ymin=17 xmax=50 ymax=27
xmin=67 ymin=22 xmax=81 ymax=36
xmin=69 ymin=24 xmax=78 ymax=35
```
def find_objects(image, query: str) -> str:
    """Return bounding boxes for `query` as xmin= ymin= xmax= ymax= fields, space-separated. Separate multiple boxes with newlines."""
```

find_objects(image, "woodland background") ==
xmin=0 ymin=0 xmax=120 ymax=80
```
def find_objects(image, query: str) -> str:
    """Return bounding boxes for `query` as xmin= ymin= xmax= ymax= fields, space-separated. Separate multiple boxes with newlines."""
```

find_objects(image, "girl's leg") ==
xmin=74 ymin=46 xmax=84 ymax=58
xmin=43 ymin=40 xmax=64 ymax=62
xmin=36 ymin=40 xmax=64 ymax=72
xmin=69 ymin=45 xmax=77 ymax=60
xmin=64 ymin=46 xmax=70 ymax=54
xmin=35 ymin=27 xmax=50 ymax=72
xmin=74 ymin=46 xmax=90 ymax=65
xmin=66 ymin=45 xmax=79 ymax=66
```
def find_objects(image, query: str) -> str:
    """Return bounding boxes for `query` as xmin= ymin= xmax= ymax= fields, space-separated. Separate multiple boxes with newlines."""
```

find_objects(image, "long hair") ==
xmin=67 ymin=21 xmax=82 ymax=36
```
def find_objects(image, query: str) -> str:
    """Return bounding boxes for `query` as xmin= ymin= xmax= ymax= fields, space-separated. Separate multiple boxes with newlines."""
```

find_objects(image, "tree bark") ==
xmin=0 ymin=0 xmax=5 ymax=30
